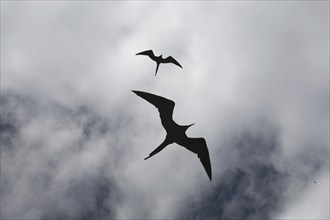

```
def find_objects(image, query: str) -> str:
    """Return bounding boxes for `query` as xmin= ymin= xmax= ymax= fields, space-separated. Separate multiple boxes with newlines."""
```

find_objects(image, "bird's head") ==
xmin=184 ymin=123 xmax=195 ymax=131
xmin=160 ymin=54 xmax=163 ymax=58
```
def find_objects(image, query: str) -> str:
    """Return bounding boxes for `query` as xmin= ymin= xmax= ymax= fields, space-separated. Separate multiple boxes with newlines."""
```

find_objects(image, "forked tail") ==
xmin=144 ymin=139 xmax=170 ymax=160
xmin=155 ymin=63 xmax=160 ymax=76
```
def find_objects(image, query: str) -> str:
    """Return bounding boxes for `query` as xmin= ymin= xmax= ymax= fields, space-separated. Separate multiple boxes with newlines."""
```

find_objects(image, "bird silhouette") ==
xmin=132 ymin=90 xmax=212 ymax=181
xmin=314 ymin=180 xmax=317 ymax=184
xmin=136 ymin=50 xmax=182 ymax=76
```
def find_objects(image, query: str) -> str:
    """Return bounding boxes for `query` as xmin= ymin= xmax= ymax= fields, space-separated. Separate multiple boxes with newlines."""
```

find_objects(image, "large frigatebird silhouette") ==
xmin=132 ymin=90 xmax=212 ymax=181
xmin=136 ymin=50 xmax=182 ymax=76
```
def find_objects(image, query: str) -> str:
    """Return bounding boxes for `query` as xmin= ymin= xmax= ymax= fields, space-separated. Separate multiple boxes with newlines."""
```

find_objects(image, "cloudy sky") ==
xmin=1 ymin=1 xmax=329 ymax=219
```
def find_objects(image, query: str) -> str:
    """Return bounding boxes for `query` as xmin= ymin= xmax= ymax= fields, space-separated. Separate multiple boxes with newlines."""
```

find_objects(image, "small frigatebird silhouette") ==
xmin=136 ymin=50 xmax=182 ymax=76
xmin=132 ymin=90 xmax=212 ymax=181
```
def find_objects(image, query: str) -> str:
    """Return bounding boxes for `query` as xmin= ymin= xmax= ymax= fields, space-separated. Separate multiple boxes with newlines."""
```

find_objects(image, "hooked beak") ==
xmin=185 ymin=123 xmax=195 ymax=130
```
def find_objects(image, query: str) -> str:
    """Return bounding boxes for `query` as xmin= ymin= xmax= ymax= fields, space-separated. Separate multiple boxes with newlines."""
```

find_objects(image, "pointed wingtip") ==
xmin=144 ymin=155 xmax=151 ymax=160
xmin=201 ymin=159 xmax=212 ymax=181
xmin=200 ymin=152 xmax=212 ymax=182
xmin=206 ymin=167 xmax=212 ymax=181
xmin=132 ymin=90 xmax=141 ymax=96
xmin=175 ymin=62 xmax=182 ymax=69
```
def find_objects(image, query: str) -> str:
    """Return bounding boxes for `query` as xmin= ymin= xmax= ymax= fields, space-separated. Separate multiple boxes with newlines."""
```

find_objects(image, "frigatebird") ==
xmin=132 ymin=90 xmax=212 ymax=181
xmin=136 ymin=50 xmax=182 ymax=76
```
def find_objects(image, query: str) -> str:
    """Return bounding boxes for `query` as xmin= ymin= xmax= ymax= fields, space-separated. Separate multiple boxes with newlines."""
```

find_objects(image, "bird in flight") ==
xmin=136 ymin=50 xmax=182 ymax=76
xmin=132 ymin=90 xmax=212 ymax=181
xmin=314 ymin=180 xmax=317 ymax=184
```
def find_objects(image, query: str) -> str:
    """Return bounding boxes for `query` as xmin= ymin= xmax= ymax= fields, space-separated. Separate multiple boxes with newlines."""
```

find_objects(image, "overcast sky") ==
xmin=1 ymin=1 xmax=329 ymax=219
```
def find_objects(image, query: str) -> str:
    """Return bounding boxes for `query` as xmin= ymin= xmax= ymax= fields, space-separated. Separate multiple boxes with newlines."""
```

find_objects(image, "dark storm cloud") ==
xmin=0 ymin=91 xmax=124 ymax=219
xmin=181 ymin=121 xmax=287 ymax=219
xmin=184 ymin=165 xmax=285 ymax=220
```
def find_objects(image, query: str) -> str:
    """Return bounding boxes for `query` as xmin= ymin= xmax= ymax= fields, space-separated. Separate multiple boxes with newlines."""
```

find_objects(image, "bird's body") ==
xmin=132 ymin=90 xmax=212 ymax=181
xmin=136 ymin=50 xmax=182 ymax=75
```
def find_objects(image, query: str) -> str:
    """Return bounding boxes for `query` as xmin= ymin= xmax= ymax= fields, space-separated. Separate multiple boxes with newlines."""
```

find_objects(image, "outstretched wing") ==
xmin=132 ymin=90 xmax=176 ymax=132
xmin=177 ymin=137 xmax=212 ymax=181
xmin=136 ymin=50 xmax=157 ymax=61
xmin=162 ymin=56 xmax=183 ymax=68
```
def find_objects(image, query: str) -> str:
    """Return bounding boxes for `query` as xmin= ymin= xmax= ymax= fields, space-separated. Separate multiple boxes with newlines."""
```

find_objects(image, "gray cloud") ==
xmin=180 ymin=121 xmax=287 ymax=219
xmin=0 ymin=92 xmax=122 ymax=218
xmin=1 ymin=1 xmax=329 ymax=219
